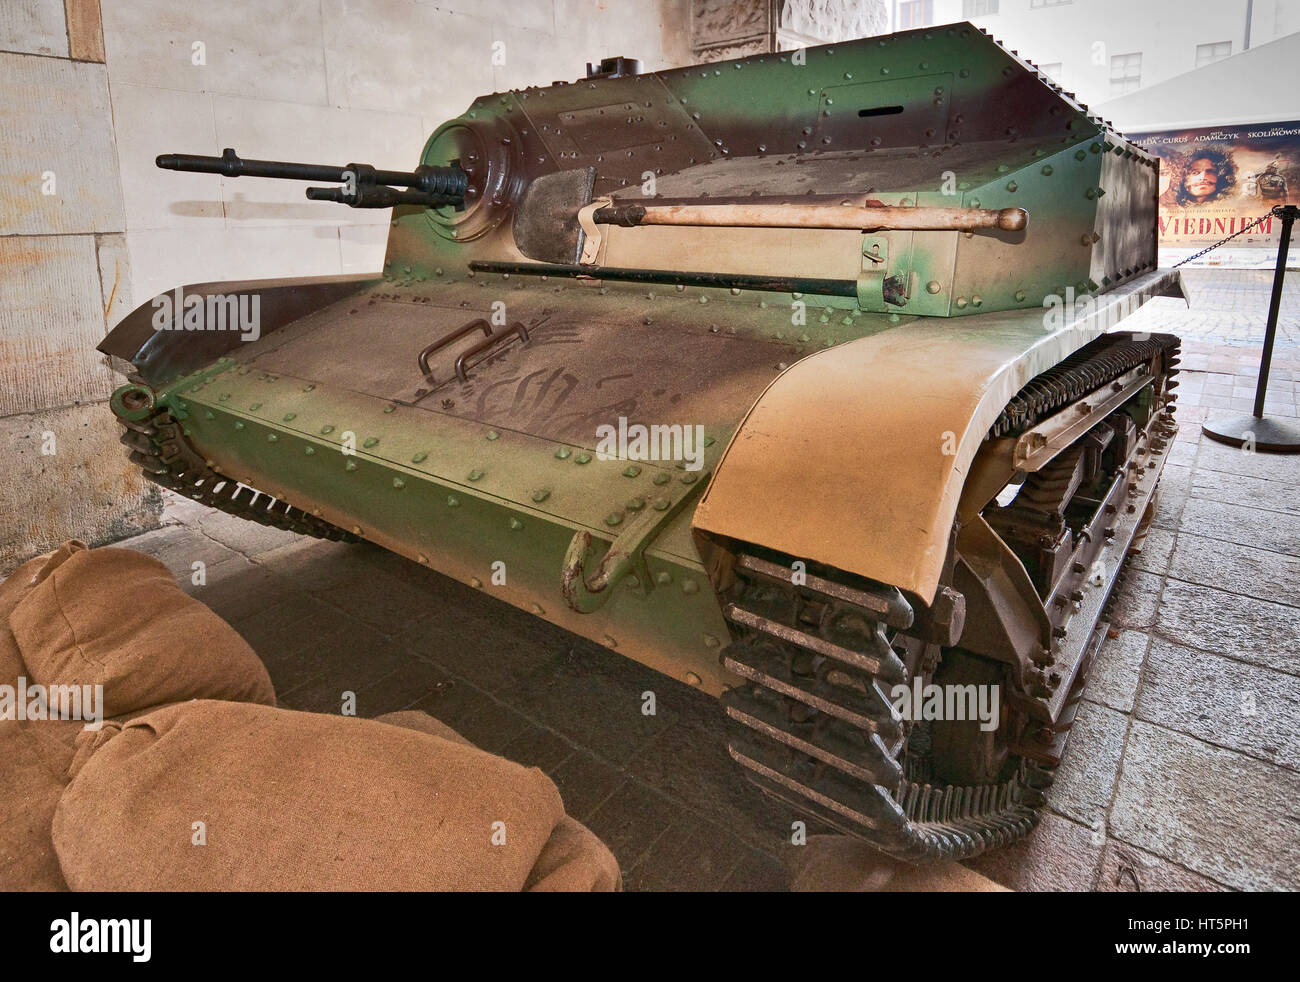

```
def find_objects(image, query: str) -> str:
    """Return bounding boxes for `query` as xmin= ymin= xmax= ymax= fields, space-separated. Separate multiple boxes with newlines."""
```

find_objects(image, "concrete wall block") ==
xmin=421 ymin=0 xmax=556 ymax=36
xmin=110 ymin=83 xmax=221 ymax=232
xmin=0 ymin=0 xmax=69 ymax=58
xmin=95 ymin=232 xmax=133 ymax=328
xmin=0 ymin=52 xmax=124 ymax=235
xmin=212 ymin=95 xmax=427 ymax=228
xmin=492 ymin=23 xmax=575 ymax=94
xmin=339 ymin=223 xmax=389 ymax=274
xmin=0 ymin=235 xmax=119 ymax=417
xmin=125 ymin=225 xmax=344 ymax=304
xmin=557 ymin=0 xmax=693 ymax=72
xmin=321 ymin=0 xmax=494 ymax=116
xmin=0 ymin=402 xmax=162 ymax=574
xmin=100 ymin=0 xmax=329 ymax=104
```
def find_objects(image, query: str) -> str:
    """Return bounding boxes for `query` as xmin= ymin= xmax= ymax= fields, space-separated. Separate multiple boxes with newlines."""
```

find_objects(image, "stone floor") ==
xmin=112 ymin=266 xmax=1299 ymax=891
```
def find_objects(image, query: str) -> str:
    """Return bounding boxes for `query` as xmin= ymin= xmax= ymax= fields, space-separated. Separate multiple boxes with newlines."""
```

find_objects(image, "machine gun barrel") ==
xmin=156 ymin=147 xmax=468 ymax=209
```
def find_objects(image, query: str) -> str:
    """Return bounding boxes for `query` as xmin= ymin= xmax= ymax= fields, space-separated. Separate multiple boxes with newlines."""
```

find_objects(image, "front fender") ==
xmin=98 ymin=274 xmax=376 ymax=387
xmin=692 ymin=269 xmax=1181 ymax=603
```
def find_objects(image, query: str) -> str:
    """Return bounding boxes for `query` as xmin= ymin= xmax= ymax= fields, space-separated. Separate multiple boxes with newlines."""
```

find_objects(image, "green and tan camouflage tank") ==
xmin=102 ymin=22 xmax=1182 ymax=860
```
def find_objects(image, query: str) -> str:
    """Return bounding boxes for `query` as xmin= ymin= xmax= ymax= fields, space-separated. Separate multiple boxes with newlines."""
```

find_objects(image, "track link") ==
xmin=118 ymin=406 xmax=357 ymax=542
xmin=721 ymin=561 xmax=1047 ymax=861
xmin=990 ymin=331 xmax=1181 ymax=437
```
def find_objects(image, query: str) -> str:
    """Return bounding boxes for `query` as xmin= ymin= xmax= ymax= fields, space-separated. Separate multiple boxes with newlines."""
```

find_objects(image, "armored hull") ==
xmin=102 ymin=23 xmax=1182 ymax=860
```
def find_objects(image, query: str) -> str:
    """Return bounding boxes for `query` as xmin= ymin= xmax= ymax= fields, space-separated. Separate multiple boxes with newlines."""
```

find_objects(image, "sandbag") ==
xmin=10 ymin=546 xmax=274 ymax=717
xmin=374 ymin=710 xmax=621 ymax=892
xmin=0 ymin=718 xmax=86 ymax=891
xmin=523 ymin=817 xmax=622 ymax=892
xmin=54 ymin=700 xmax=569 ymax=891
xmin=0 ymin=541 xmax=86 ymax=687
xmin=373 ymin=709 xmax=474 ymax=747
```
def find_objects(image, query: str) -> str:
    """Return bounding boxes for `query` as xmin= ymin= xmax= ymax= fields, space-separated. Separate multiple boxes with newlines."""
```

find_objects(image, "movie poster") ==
xmin=1130 ymin=120 xmax=1300 ymax=266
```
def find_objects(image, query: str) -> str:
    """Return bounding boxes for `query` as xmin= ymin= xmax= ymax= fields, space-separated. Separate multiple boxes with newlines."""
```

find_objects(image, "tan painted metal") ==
xmin=577 ymin=196 xmax=612 ymax=265
xmin=692 ymin=269 xmax=1182 ymax=605
xmin=612 ymin=203 xmax=1028 ymax=232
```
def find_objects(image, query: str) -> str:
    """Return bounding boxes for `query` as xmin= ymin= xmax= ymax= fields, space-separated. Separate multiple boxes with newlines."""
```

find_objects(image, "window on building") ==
xmin=1039 ymin=62 xmax=1062 ymax=81
xmin=1109 ymin=51 xmax=1142 ymax=95
xmin=963 ymin=0 xmax=999 ymax=15
xmin=1195 ymin=40 xmax=1232 ymax=67
xmin=1030 ymin=0 xmax=1073 ymax=8
xmin=897 ymin=0 xmax=934 ymax=29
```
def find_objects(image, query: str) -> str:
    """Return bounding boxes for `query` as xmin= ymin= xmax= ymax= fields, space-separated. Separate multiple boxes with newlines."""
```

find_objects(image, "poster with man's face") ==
xmin=1130 ymin=120 xmax=1300 ymax=264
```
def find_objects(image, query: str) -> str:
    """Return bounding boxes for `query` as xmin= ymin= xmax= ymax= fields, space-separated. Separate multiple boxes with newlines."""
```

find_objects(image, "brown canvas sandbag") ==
xmin=374 ymin=710 xmax=621 ymax=892
xmin=373 ymin=709 xmax=475 ymax=747
xmin=0 ymin=541 xmax=86 ymax=687
xmin=0 ymin=718 xmax=87 ymax=892
xmin=523 ymin=817 xmax=622 ymax=892
xmin=53 ymin=700 xmax=569 ymax=891
xmin=10 ymin=546 xmax=275 ymax=716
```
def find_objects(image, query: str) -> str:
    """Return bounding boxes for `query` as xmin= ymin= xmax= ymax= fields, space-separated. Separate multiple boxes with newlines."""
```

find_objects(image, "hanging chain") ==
xmin=1170 ymin=212 xmax=1277 ymax=269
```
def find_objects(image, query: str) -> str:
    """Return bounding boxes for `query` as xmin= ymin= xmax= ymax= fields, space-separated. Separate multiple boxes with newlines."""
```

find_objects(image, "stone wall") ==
xmin=692 ymin=0 xmax=887 ymax=61
xmin=0 ymin=1 xmax=161 ymax=572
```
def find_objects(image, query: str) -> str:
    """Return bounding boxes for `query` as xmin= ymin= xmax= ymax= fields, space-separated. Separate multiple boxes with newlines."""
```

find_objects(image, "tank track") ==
xmin=990 ymin=331 xmax=1181 ymax=437
xmin=720 ymin=562 xmax=1053 ymax=862
xmin=721 ymin=330 xmax=1179 ymax=861
xmin=117 ymin=406 xmax=358 ymax=542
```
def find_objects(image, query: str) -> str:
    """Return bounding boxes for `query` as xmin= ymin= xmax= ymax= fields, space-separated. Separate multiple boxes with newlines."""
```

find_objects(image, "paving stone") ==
xmin=192 ymin=508 xmax=303 ymax=558
xmin=1085 ymin=629 xmax=1149 ymax=713
xmin=230 ymin=594 xmax=341 ymax=659
xmin=406 ymin=675 xmax=499 ymax=734
xmin=1178 ymin=497 xmax=1300 ymax=556
xmin=1130 ymin=527 xmax=1175 ymax=575
xmin=1166 ymin=440 xmax=1197 ymax=468
xmin=350 ymin=658 xmax=455 ymax=718
xmin=1049 ymin=701 xmax=1128 ymax=828
xmin=1107 ymin=569 xmax=1164 ymax=630
xmin=584 ymin=780 xmax=679 ymax=873
xmin=626 ymin=716 xmax=798 ymax=851
xmin=312 ymin=566 xmax=456 ymax=636
xmin=497 ymin=723 xmax=577 ymax=773
xmin=1156 ymin=578 xmax=1298 ymax=675
xmin=1136 ymin=640 xmax=1300 ymax=771
xmin=184 ymin=556 xmax=290 ymax=623
xmin=120 ymin=523 xmax=242 ymax=580
xmin=1190 ymin=467 xmax=1300 ymax=516
xmin=450 ymin=699 xmax=537 ymax=757
xmin=624 ymin=812 xmax=751 ymax=891
xmin=1167 ymin=533 xmax=1300 ymax=604
xmin=254 ymin=537 xmax=389 ymax=592
xmin=548 ymin=750 xmax=624 ymax=825
xmin=274 ymin=624 xmax=412 ymax=706
xmin=1110 ymin=721 xmax=1300 ymax=891
xmin=719 ymin=846 xmax=791 ymax=892
xmin=1152 ymin=464 xmax=1190 ymax=530
xmin=964 ymin=811 xmax=1103 ymax=892
xmin=397 ymin=598 xmax=573 ymax=695
xmin=1195 ymin=439 xmax=1300 ymax=485
xmin=1097 ymin=840 xmax=1230 ymax=891
xmin=494 ymin=643 xmax=680 ymax=766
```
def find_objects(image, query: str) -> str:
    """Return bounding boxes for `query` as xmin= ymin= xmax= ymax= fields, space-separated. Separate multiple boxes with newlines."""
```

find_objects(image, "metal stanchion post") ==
xmin=1202 ymin=204 xmax=1300 ymax=453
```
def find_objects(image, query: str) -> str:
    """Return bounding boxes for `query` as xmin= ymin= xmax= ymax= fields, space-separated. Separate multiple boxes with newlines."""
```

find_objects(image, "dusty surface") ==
xmin=102 ymin=268 xmax=1299 ymax=890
